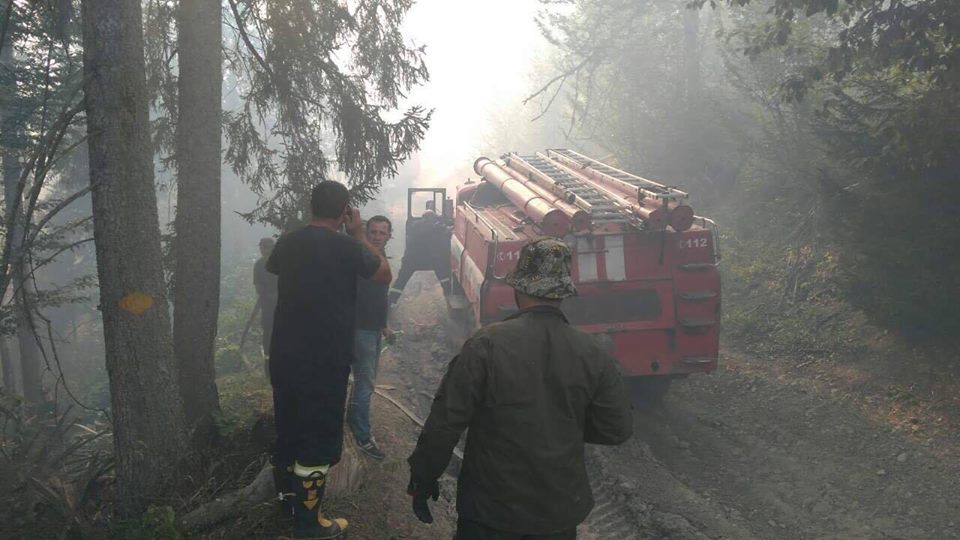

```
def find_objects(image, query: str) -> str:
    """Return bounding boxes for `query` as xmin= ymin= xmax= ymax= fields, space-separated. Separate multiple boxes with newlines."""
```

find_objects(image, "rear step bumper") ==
xmin=682 ymin=356 xmax=717 ymax=366
xmin=680 ymin=318 xmax=717 ymax=328
xmin=679 ymin=262 xmax=718 ymax=271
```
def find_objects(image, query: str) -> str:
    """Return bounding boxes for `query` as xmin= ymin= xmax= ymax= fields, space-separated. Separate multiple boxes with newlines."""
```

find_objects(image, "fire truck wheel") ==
xmin=625 ymin=376 xmax=672 ymax=410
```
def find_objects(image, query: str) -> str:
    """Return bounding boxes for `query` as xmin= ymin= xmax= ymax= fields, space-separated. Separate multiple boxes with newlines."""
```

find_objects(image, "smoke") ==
xmin=358 ymin=0 xmax=547 ymax=259
xmin=400 ymin=0 xmax=546 ymax=189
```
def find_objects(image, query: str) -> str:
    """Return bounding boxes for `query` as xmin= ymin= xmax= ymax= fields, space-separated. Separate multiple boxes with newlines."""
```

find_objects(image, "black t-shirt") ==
xmin=356 ymin=276 xmax=388 ymax=331
xmin=267 ymin=226 xmax=380 ymax=382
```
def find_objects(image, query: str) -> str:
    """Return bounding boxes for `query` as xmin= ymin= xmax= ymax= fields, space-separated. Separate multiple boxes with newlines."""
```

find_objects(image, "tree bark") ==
xmin=0 ymin=337 xmax=13 ymax=392
xmin=0 ymin=19 xmax=17 ymax=394
xmin=173 ymin=0 xmax=222 ymax=432
xmin=80 ymin=0 xmax=187 ymax=516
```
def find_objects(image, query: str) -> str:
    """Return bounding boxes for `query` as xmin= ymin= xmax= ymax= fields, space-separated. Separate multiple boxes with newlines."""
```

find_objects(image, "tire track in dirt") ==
xmin=626 ymin=353 xmax=960 ymax=539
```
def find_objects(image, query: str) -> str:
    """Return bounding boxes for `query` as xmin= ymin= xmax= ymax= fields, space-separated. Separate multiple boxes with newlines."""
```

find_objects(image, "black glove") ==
xmin=407 ymin=474 xmax=440 ymax=524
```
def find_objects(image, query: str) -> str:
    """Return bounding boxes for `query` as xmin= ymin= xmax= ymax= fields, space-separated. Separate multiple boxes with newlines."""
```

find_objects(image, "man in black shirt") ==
xmin=267 ymin=181 xmax=391 ymax=539
xmin=348 ymin=215 xmax=393 ymax=460
xmin=253 ymin=237 xmax=278 ymax=363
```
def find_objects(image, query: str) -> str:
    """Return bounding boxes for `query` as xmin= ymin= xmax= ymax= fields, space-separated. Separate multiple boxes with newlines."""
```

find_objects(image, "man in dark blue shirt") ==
xmin=348 ymin=215 xmax=394 ymax=460
xmin=267 ymin=181 xmax=391 ymax=539
xmin=253 ymin=237 xmax=278 ymax=370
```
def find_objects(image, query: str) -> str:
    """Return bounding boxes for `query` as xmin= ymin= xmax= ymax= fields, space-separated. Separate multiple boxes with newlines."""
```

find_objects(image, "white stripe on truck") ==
xmin=576 ymin=237 xmax=598 ymax=282
xmin=605 ymin=234 xmax=626 ymax=281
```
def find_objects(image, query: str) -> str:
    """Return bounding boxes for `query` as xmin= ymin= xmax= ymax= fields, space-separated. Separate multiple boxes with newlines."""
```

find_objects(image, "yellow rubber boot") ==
xmin=292 ymin=463 xmax=348 ymax=539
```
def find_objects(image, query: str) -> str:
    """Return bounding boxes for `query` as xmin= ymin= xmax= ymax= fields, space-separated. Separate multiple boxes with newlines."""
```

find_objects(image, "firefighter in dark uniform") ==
xmin=267 ymin=181 xmax=391 ymax=539
xmin=406 ymin=238 xmax=634 ymax=539
xmin=388 ymin=209 xmax=452 ymax=306
xmin=253 ymin=237 xmax=278 ymax=361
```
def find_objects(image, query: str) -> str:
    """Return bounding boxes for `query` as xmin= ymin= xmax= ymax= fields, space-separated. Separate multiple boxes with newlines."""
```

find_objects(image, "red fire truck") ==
xmin=411 ymin=149 xmax=720 ymax=403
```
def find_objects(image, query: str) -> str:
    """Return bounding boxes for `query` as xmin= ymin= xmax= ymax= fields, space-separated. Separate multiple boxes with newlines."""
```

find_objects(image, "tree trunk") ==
xmin=0 ymin=337 xmax=13 ymax=392
xmin=0 ymin=7 xmax=43 ymax=403
xmin=0 ymin=19 xmax=17 ymax=394
xmin=80 ymin=0 xmax=187 ymax=516
xmin=173 ymin=0 xmax=222 ymax=433
xmin=0 ymin=6 xmax=14 ymax=394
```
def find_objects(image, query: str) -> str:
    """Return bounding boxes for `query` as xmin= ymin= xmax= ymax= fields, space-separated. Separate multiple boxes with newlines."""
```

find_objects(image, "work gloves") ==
xmin=407 ymin=473 xmax=440 ymax=524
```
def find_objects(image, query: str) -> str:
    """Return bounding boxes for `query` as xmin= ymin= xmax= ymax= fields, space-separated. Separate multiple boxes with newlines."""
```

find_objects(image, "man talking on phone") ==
xmin=267 ymin=181 xmax=391 ymax=539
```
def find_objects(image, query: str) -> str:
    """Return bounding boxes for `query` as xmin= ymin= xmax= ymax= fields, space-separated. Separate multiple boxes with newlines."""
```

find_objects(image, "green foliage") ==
xmin=116 ymin=506 xmax=180 ymax=540
xmin=0 ymin=2 xmax=94 ymax=317
xmin=211 ymin=259 xmax=272 ymax=436
xmin=721 ymin=233 xmax=862 ymax=354
xmin=145 ymin=0 xmax=432 ymax=230
xmin=0 ymin=390 xmax=114 ymax=539
xmin=210 ymin=407 xmax=242 ymax=437
xmin=215 ymin=344 xmax=244 ymax=375
xmin=694 ymin=0 xmax=960 ymax=98
xmin=217 ymin=371 xmax=273 ymax=427
xmin=535 ymin=0 xmax=960 ymax=341
xmin=216 ymin=258 xmax=258 ymax=355
xmin=224 ymin=0 xmax=432 ymax=228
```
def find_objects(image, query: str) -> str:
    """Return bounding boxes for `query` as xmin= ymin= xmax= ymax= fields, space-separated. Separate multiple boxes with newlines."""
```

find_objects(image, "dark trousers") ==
xmin=272 ymin=364 xmax=351 ymax=467
xmin=390 ymin=256 xmax=451 ymax=303
xmin=260 ymin=304 xmax=275 ymax=355
xmin=455 ymin=519 xmax=577 ymax=540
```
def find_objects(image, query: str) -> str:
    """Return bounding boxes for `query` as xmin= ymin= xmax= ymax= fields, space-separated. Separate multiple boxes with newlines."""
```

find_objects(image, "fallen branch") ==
xmin=178 ymin=461 xmax=275 ymax=532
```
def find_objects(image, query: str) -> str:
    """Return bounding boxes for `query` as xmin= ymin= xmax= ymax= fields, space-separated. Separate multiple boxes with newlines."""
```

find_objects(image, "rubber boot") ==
xmin=292 ymin=470 xmax=348 ymax=539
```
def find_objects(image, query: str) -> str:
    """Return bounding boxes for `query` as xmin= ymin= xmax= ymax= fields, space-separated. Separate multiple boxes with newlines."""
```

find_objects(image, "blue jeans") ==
xmin=347 ymin=329 xmax=381 ymax=443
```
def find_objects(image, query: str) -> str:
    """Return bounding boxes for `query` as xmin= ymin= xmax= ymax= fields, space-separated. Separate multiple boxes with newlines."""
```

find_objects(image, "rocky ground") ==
xmin=377 ymin=276 xmax=960 ymax=540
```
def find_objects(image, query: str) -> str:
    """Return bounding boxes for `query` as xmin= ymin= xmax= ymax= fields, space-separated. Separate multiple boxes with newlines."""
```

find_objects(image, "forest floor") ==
xmin=202 ymin=352 xmax=459 ymax=539
xmin=206 ymin=274 xmax=960 ymax=539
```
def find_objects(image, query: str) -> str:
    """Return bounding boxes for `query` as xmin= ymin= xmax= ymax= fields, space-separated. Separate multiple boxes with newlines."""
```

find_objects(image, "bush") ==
xmin=216 ymin=344 xmax=244 ymax=375
xmin=116 ymin=506 xmax=180 ymax=540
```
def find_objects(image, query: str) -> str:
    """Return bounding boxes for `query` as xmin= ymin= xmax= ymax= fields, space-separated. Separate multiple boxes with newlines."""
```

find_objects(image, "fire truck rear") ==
xmin=435 ymin=149 xmax=720 ymax=402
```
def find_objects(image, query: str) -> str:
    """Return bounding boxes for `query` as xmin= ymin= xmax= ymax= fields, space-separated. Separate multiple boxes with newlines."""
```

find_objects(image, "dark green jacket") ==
xmin=408 ymin=305 xmax=633 ymax=534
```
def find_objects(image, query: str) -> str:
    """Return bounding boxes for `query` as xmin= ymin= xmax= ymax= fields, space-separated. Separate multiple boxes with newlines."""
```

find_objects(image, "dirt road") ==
xmin=616 ymin=352 xmax=960 ymax=539
xmin=383 ymin=278 xmax=960 ymax=539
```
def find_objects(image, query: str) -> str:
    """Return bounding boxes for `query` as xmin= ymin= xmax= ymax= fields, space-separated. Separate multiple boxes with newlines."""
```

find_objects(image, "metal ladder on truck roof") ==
xmin=505 ymin=153 xmax=635 ymax=226
xmin=546 ymin=148 xmax=689 ymax=202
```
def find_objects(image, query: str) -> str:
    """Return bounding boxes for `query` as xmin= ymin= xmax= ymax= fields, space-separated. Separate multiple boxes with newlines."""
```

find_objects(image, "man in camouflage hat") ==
xmin=407 ymin=238 xmax=634 ymax=539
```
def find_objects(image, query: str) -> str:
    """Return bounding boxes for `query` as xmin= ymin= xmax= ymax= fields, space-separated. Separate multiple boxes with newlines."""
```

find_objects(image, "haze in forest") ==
xmin=400 ymin=0 xmax=545 ymax=186
xmin=1 ymin=0 xmax=958 ymax=537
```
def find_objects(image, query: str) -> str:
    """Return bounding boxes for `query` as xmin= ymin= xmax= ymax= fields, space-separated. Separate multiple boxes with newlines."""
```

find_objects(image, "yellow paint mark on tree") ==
xmin=119 ymin=292 xmax=155 ymax=315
